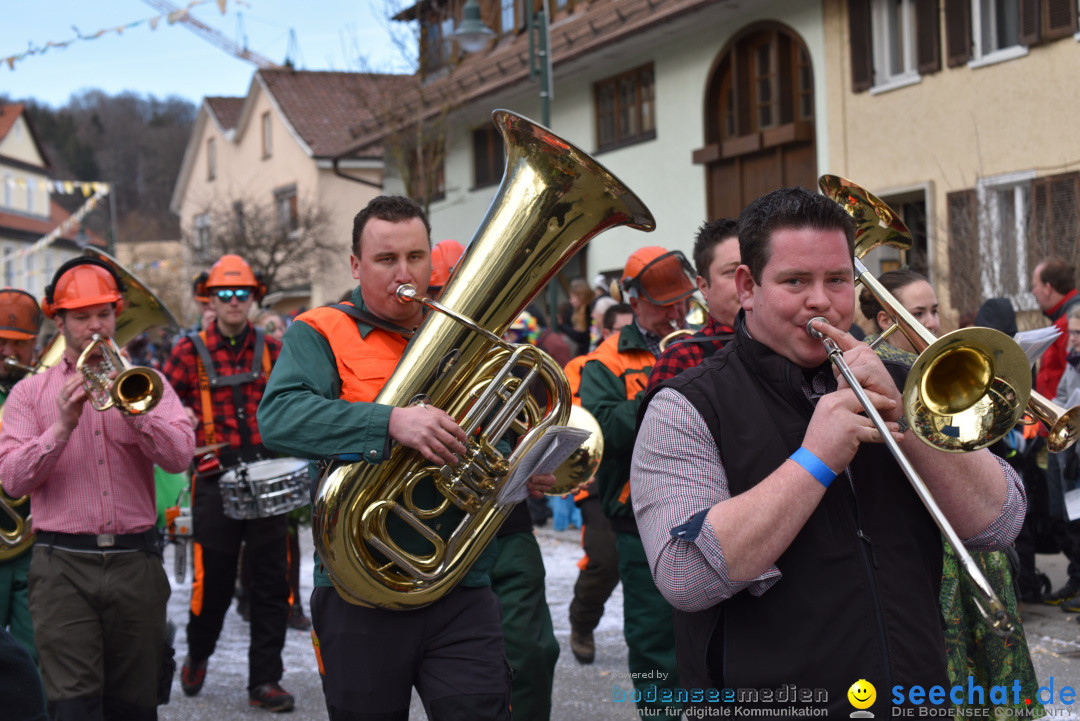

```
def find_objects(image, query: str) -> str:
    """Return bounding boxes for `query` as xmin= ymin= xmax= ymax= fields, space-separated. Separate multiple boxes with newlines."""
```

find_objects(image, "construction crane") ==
xmin=141 ymin=0 xmax=282 ymax=69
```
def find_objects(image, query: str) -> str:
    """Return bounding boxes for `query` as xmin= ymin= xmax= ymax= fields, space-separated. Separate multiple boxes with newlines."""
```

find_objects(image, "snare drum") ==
xmin=218 ymin=458 xmax=312 ymax=520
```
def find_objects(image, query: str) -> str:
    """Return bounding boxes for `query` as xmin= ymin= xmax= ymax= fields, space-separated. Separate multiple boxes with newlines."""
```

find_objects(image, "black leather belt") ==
xmin=36 ymin=529 xmax=161 ymax=554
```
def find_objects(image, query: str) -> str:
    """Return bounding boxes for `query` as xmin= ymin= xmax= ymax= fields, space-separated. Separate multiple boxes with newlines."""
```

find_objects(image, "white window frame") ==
xmin=976 ymin=169 xmax=1035 ymax=309
xmin=193 ymin=212 xmax=211 ymax=260
xmin=969 ymin=0 xmax=1029 ymax=67
xmin=870 ymin=0 xmax=922 ymax=94
xmin=2 ymin=174 xmax=11 ymax=209
xmin=25 ymin=177 xmax=34 ymax=215
xmin=207 ymin=139 xmax=217 ymax=181
xmin=262 ymin=112 xmax=273 ymax=158
xmin=2 ymin=245 xmax=13 ymax=287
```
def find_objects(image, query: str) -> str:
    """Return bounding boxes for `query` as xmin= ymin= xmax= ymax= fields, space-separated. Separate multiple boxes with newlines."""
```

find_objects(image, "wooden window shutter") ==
xmin=1044 ymin=0 xmax=1078 ymax=40
xmin=947 ymin=188 xmax=979 ymax=313
xmin=848 ymin=0 xmax=873 ymax=93
xmin=915 ymin=0 xmax=941 ymax=74
xmin=1030 ymin=172 xmax=1080 ymax=269
xmin=1019 ymin=0 xmax=1040 ymax=46
xmin=943 ymin=0 xmax=971 ymax=67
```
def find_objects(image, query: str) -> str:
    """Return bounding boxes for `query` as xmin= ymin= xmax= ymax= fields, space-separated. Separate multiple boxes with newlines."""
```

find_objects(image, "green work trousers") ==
xmin=490 ymin=531 xmax=559 ymax=721
xmin=615 ymin=531 xmax=681 ymax=720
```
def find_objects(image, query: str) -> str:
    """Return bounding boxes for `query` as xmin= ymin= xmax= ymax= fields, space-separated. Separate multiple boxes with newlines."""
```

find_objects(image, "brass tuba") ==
xmin=0 ymin=248 xmax=178 ymax=558
xmin=313 ymin=110 xmax=655 ymax=609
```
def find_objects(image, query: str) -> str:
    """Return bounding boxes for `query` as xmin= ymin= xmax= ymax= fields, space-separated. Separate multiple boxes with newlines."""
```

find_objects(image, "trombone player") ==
xmin=0 ymin=288 xmax=43 ymax=663
xmin=0 ymin=258 xmax=194 ymax=721
xmin=631 ymin=187 xmax=1026 ymax=717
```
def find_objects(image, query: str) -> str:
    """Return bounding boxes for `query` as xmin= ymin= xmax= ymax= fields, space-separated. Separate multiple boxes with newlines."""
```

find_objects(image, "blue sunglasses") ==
xmin=214 ymin=288 xmax=252 ymax=302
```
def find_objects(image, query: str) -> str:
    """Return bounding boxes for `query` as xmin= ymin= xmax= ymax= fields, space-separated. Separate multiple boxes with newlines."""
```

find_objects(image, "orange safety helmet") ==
xmin=620 ymin=246 xmax=695 ymax=306
xmin=195 ymin=254 xmax=267 ymax=301
xmin=429 ymin=240 xmax=466 ymax=290
xmin=0 ymin=288 xmax=42 ymax=340
xmin=42 ymin=257 xmax=125 ymax=319
xmin=191 ymin=270 xmax=210 ymax=304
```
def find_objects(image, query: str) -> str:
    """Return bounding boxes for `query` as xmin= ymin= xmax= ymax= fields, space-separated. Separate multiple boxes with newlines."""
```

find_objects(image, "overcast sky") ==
xmin=2 ymin=0 xmax=417 ymax=108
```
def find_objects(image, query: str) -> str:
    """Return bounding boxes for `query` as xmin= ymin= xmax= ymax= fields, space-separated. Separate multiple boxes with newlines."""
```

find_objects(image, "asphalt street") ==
xmin=157 ymin=527 xmax=1080 ymax=721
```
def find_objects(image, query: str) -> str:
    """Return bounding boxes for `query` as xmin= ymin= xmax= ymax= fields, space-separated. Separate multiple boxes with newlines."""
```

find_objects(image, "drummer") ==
xmin=162 ymin=254 xmax=295 ymax=712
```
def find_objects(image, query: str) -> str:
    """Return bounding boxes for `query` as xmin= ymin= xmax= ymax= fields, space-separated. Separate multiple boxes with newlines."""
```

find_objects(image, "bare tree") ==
xmin=183 ymin=194 xmax=335 ymax=296
xmin=341 ymin=0 xmax=461 ymax=214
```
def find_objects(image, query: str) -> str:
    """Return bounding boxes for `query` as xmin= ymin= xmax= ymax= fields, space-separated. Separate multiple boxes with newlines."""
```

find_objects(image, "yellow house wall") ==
xmin=822 ymin=0 xmax=1080 ymax=322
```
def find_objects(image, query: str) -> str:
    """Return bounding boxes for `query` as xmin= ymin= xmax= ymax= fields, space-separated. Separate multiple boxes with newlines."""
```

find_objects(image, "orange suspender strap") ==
xmin=195 ymin=330 xmax=216 ymax=446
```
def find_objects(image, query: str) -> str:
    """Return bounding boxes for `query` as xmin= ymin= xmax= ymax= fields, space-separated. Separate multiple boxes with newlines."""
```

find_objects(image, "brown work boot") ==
xmin=570 ymin=627 xmax=595 ymax=664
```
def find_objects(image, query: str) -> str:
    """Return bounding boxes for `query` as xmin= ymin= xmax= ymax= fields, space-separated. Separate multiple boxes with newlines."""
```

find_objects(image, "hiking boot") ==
xmin=180 ymin=656 xmax=207 ymax=697
xmin=287 ymin=605 xmax=312 ymax=631
xmin=1062 ymin=592 xmax=1080 ymax=613
xmin=570 ymin=627 xmax=595 ymax=664
xmin=249 ymin=681 xmax=295 ymax=712
xmin=1043 ymin=579 xmax=1080 ymax=605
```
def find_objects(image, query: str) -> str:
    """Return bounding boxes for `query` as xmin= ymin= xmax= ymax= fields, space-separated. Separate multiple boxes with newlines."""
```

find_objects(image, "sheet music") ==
xmin=497 ymin=425 xmax=593 ymax=504
xmin=1066 ymin=488 xmax=1080 ymax=522
xmin=1014 ymin=326 xmax=1062 ymax=367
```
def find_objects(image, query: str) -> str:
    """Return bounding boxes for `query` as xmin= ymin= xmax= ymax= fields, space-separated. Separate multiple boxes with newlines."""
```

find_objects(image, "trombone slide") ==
xmin=806 ymin=317 xmax=1014 ymax=636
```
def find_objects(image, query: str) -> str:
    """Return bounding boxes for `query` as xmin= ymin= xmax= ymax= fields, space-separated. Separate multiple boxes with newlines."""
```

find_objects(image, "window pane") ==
xmin=501 ymin=0 xmax=515 ymax=33
xmin=639 ymin=69 xmax=654 ymax=133
xmin=619 ymin=77 xmax=638 ymax=137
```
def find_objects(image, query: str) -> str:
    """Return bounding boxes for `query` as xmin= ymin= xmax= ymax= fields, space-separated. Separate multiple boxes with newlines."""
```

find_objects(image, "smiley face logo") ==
xmin=847 ymin=679 xmax=876 ymax=710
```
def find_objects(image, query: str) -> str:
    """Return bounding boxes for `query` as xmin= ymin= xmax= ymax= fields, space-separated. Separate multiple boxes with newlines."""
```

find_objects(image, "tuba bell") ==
xmin=313 ymin=110 xmax=655 ymax=609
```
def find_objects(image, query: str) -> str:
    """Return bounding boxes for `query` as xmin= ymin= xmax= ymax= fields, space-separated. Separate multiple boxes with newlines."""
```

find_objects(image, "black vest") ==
xmin=647 ymin=317 xmax=947 ymax=717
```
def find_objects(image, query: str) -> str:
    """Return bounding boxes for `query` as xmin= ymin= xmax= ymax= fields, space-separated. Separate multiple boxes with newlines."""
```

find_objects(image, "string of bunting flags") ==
xmin=2 ymin=0 xmax=240 ymax=71
xmin=13 ymin=182 xmax=111 ymax=261
xmin=2 ymin=178 xmax=111 ymax=197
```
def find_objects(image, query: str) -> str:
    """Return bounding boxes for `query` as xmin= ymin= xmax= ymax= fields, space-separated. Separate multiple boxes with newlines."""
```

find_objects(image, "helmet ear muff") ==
xmin=43 ymin=257 xmax=126 ymax=319
xmin=253 ymin=270 xmax=267 ymax=303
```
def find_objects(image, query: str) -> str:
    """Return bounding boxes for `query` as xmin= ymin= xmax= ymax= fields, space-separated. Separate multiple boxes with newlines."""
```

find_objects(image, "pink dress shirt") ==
xmin=0 ymin=353 xmax=195 ymax=535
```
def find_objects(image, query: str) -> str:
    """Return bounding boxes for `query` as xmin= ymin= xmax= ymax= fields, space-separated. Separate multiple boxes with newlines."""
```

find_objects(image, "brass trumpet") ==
xmin=76 ymin=334 xmax=164 ymax=415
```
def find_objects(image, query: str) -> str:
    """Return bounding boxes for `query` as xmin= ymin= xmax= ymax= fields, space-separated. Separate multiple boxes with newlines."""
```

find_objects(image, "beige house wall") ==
xmin=175 ymin=81 xmax=383 ymax=310
xmin=822 ymin=0 xmax=1080 ymax=324
xmin=0 ymin=116 xmax=43 ymax=166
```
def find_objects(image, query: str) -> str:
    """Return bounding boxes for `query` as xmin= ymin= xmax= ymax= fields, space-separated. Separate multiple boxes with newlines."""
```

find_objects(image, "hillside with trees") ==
xmin=4 ymin=90 xmax=195 ymax=243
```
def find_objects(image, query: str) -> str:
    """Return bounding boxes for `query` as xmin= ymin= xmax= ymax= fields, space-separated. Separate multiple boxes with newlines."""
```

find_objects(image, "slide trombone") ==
xmin=806 ymin=317 xmax=1014 ymax=636
xmin=820 ymin=174 xmax=1051 ymax=453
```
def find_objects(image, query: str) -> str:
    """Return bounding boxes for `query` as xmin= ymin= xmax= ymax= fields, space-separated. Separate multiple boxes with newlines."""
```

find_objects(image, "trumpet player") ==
xmin=0 ymin=288 xmax=42 ymax=664
xmin=259 ymin=195 xmax=554 ymax=721
xmin=578 ymin=245 xmax=695 ymax=719
xmin=646 ymin=218 xmax=739 ymax=391
xmin=631 ymin=187 xmax=1026 ymax=717
xmin=0 ymin=258 xmax=194 ymax=721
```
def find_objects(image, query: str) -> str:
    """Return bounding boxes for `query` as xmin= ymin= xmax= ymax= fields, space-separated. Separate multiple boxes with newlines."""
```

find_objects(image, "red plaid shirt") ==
xmin=646 ymin=316 xmax=734 ymax=393
xmin=163 ymin=321 xmax=280 ymax=450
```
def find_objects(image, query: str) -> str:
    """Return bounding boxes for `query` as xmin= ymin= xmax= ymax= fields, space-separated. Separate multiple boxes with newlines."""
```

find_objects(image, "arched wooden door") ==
xmin=693 ymin=23 xmax=817 ymax=220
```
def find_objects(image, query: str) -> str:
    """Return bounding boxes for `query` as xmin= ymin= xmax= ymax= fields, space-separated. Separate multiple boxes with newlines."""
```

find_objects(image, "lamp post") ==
xmin=454 ymin=0 xmax=559 ymax=322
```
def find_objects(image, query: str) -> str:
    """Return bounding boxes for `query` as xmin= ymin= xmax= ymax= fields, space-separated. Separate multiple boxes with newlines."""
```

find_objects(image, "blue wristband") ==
xmin=790 ymin=447 xmax=837 ymax=488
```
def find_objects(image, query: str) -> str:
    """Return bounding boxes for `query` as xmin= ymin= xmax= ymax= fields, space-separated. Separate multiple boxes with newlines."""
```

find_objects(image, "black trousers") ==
xmin=569 ymin=496 xmax=620 ymax=634
xmin=311 ymin=584 xmax=511 ymax=720
xmin=187 ymin=471 xmax=289 ymax=689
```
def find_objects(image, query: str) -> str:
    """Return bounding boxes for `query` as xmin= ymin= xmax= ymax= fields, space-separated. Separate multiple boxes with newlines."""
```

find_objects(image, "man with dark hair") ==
xmin=1032 ymin=258 xmax=1080 ymax=400
xmin=632 ymin=186 xmax=1025 ymax=717
xmin=259 ymin=195 xmax=553 ymax=720
xmin=1031 ymin=258 xmax=1080 ymax=605
xmin=647 ymin=219 xmax=739 ymax=390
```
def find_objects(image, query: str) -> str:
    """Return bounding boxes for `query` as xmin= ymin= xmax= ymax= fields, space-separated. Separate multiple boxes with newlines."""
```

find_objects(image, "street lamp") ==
xmin=453 ymin=0 xmax=553 ymax=127
xmin=453 ymin=0 xmax=559 ymax=321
